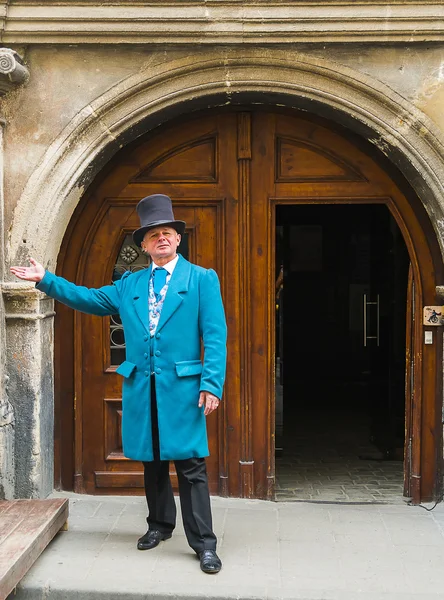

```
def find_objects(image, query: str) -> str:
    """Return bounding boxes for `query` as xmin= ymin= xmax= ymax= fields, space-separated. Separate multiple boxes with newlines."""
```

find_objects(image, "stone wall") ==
xmin=2 ymin=284 xmax=54 ymax=498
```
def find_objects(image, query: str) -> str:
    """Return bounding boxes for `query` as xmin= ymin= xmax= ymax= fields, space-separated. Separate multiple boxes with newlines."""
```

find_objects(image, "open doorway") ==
xmin=275 ymin=204 xmax=410 ymax=503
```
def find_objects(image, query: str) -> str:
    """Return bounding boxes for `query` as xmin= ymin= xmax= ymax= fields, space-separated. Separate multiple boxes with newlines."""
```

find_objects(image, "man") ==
xmin=11 ymin=194 xmax=227 ymax=574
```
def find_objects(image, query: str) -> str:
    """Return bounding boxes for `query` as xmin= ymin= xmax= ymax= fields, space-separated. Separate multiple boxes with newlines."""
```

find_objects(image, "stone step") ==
xmin=1 ymin=498 xmax=68 ymax=600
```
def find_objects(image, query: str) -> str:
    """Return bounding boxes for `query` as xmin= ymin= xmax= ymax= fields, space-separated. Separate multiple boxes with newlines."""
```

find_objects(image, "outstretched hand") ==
xmin=10 ymin=258 xmax=45 ymax=282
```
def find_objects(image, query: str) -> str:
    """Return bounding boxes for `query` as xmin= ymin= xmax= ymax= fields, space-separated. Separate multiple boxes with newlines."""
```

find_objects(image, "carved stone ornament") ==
xmin=0 ymin=49 xmax=30 ymax=96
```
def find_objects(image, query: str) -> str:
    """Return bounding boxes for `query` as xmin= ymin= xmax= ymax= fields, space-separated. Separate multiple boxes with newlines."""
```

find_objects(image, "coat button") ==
xmin=155 ymin=368 xmax=161 ymax=375
xmin=144 ymin=353 xmax=148 ymax=359
xmin=143 ymin=335 xmax=148 ymax=341
xmin=155 ymin=350 xmax=161 ymax=357
xmin=144 ymin=371 xmax=149 ymax=377
xmin=156 ymin=333 xmax=161 ymax=339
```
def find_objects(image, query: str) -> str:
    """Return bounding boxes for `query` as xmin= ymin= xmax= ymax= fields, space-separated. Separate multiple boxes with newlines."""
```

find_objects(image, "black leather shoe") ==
xmin=198 ymin=550 xmax=222 ymax=574
xmin=137 ymin=529 xmax=172 ymax=550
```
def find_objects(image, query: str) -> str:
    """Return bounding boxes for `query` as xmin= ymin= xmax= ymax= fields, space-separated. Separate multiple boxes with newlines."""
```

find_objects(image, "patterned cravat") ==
xmin=153 ymin=267 xmax=167 ymax=301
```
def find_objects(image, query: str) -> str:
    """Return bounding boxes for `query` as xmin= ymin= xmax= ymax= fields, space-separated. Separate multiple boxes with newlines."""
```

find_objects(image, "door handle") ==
xmin=363 ymin=293 xmax=367 ymax=347
xmin=377 ymin=294 xmax=380 ymax=347
xmin=363 ymin=293 xmax=380 ymax=347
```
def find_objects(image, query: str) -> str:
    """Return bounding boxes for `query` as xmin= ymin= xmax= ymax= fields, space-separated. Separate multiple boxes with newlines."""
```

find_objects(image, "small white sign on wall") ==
xmin=425 ymin=331 xmax=433 ymax=345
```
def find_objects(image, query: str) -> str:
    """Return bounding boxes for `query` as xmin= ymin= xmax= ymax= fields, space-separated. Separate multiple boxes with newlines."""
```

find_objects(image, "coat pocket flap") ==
xmin=116 ymin=361 xmax=137 ymax=378
xmin=175 ymin=360 xmax=203 ymax=377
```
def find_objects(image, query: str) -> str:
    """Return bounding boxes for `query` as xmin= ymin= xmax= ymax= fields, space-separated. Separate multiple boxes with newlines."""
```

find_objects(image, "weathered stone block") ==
xmin=2 ymin=283 xmax=54 ymax=498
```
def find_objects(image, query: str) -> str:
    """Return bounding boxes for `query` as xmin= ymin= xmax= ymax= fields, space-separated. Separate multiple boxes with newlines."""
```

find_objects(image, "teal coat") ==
xmin=37 ymin=256 xmax=227 ymax=461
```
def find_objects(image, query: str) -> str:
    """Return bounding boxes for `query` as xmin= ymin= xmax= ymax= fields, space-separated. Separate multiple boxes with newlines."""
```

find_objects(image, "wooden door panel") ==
xmin=248 ymin=111 xmax=440 ymax=502
xmin=80 ymin=203 xmax=223 ymax=493
xmin=133 ymin=136 xmax=217 ymax=183
xmin=69 ymin=113 xmax=241 ymax=495
xmin=276 ymin=137 xmax=365 ymax=182
xmin=103 ymin=398 xmax=123 ymax=460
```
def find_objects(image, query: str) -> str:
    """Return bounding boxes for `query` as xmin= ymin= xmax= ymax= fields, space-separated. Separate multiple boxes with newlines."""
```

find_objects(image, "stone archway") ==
xmin=8 ymin=49 xmax=444 ymax=266
xmin=5 ymin=48 xmax=444 ymax=499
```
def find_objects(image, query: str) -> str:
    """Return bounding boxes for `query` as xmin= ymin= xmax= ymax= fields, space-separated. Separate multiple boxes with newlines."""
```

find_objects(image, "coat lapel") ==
xmin=156 ymin=255 xmax=191 ymax=333
xmin=132 ymin=265 xmax=152 ymax=334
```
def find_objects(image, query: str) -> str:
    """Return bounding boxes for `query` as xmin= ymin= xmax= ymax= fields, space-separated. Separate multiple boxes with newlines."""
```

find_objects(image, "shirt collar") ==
xmin=151 ymin=254 xmax=179 ymax=276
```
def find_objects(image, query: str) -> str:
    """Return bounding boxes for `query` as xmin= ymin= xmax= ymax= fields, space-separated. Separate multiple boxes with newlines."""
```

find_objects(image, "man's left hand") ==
xmin=198 ymin=392 xmax=220 ymax=416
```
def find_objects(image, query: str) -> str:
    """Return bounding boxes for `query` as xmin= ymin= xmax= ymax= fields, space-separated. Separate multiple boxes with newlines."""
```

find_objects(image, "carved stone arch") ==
xmin=7 ymin=48 xmax=444 ymax=269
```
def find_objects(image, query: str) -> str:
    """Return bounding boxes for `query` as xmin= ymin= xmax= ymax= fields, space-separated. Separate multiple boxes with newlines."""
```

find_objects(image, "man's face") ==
xmin=141 ymin=226 xmax=181 ymax=263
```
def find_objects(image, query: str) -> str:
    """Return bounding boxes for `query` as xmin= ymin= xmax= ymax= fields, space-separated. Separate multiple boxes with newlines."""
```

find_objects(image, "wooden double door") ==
xmin=56 ymin=109 xmax=442 ymax=502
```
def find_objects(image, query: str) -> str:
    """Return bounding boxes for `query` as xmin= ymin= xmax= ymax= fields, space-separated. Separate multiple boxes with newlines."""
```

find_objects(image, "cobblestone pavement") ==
xmin=276 ymin=408 xmax=405 ymax=503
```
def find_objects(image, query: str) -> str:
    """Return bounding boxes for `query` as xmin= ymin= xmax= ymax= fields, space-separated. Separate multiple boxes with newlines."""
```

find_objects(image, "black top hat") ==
xmin=132 ymin=194 xmax=186 ymax=247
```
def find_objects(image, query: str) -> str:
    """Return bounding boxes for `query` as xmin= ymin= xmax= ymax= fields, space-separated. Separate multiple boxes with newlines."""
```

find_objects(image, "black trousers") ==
xmin=143 ymin=377 xmax=217 ymax=554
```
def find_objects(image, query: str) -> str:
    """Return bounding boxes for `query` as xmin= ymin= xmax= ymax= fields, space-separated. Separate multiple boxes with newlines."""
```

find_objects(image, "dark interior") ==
xmin=275 ymin=204 xmax=410 ymax=477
